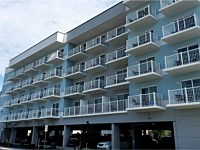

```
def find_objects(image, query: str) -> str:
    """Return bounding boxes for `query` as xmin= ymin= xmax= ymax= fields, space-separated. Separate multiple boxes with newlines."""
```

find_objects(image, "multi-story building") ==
xmin=0 ymin=0 xmax=200 ymax=149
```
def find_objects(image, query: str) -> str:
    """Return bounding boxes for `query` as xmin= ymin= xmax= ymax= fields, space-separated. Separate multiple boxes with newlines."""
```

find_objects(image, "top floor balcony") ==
xmin=162 ymin=14 xmax=200 ymax=45
xmin=44 ymin=68 xmax=63 ymax=83
xmin=126 ymin=61 xmax=162 ymax=83
xmin=84 ymin=57 xmax=107 ymax=74
xmin=34 ymin=57 xmax=50 ymax=70
xmin=126 ymin=5 xmax=157 ymax=31
xmin=15 ymin=67 xmax=27 ymax=78
xmin=24 ymin=62 xmax=38 ymax=75
xmin=160 ymin=0 xmax=200 ymax=17
xmin=123 ymin=0 xmax=150 ymax=9
xmin=127 ymin=93 xmax=165 ymax=112
xmin=66 ymin=44 xmax=87 ymax=61
xmin=106 ymin=46 xmax=128 ymax=67
xmin=126 ymin=31 xmax=159 ymax=56
xmin=64 ymin=64 xmax=86 ymax=79
xmin=106 ymin=26 xmax=128 ymax=45
xmin=46 ymin=49 xmax=64 ymax=65
xmin=85 ymin=35 xmax=107 ymax=55
xmin=83 ymin=79 xmax=107 ymax=95
xmin=105 ymin=72 xmax=129 ymax=90
xmin=167 ymin=86 xmax=200 ymax=109
xmin=7 ymin=71 xmax=19 ymax=82
xmin=164 ymin=48 xmax=200 ymax=75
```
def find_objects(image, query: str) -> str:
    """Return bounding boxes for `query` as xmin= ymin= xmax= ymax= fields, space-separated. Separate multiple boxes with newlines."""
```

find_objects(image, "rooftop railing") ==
xmin=67 ymin=44 xmax=86 ymax=58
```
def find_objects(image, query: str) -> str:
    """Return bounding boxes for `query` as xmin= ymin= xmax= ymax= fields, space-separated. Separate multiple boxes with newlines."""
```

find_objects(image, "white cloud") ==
xmin=0 ymin=0 xmax=121 ymax=89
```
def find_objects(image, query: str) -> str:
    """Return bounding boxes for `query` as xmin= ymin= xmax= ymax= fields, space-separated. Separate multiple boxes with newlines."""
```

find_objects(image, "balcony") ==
xmin=83 ymin=79 xmax=107 ymax=95
xmin=3 ymin=98 xmax=20 ymax=108
xmin=106 ymin=46 xmax=128 ymax=67
xmin=67 ymin=44 xmax=87 ymax=61
xmin=63 ymin=97 xmax=127 ymax=117
xmin=30 ymin=91 xmax=47 ymax=103
xmin=126 ymin=5 xmax=157 ymax=31
xmin=106 ymin=26 xmax=128 ymax=45
xmin=64 ymin=64 xmax=86 ymax=79
xmin=44 ymin=69 xmax=63 ymax=83
xmin=21 ymin=78 xmax=36 ymax=90
xmin=85 ymin=35 xmax=107 ymax=55
xmin=105 ymin=72 xmax=129 ymax=90
xmin=46 ymin=50 xmax=64 ymax=65
xmin=43 ymin=88 xmax=61 ymax=100
xmin=17 ymin=112 xmax=28 ymax=121
xmin=164 ymin=48 xmax=200 ymax=75
xmin=7 ymin=71 xmax=19 ymax=82
xmin=19 ymin=94 xmax=33 ymax=105
xmin=28 ymin=110 xmax=39 ymax=120
xmin=162 ymin=14 xmax=200 ymax=45
xmin=127 ymin=93 xmax=165 ymax=112
xmin=24 ymin=62 xmax=38 ymax=75
xmin=34 ymin=57 xmax=50 ymax=70
xmin=15 ymin=67 xmax=27 ymax=78
xmin=5 ymin=86 xmax=16 ymax=95
xmin=160 ymin=0 xmax=200 ymax=17
xmin=12 ymin=82 xmax=26 ymax=93
xmin=64 ymin=85 xmax=85 ymax=98
xmin=126 ymin=61 xmax=162 ymax=83
xmin=40 ymin=108 xmax=60 ymax=119
xmin=32 ymin=74 xmax=48 ymax=87
xmin=167 ymin=86 xmax=200 ymax=109
xmin=84 ymin=57 xmax=107 ymax=74
xmin=123 ymin=0 xmax=150 ymax=9
xmin=126 ymin=32 xmax=159 ymax=56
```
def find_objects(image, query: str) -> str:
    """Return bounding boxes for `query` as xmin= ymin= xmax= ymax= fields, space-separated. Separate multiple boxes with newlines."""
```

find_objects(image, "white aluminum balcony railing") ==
xmin=45 ymin=69 xmax=62 ymax=79
xmin=66 ymin=64 xmax=84 ymax=76
xmin=24 ymin=62 xmax=35 ymax=73
xmin=128 ymin=93 xmax=164 ymax=109
xmin=35 ymin=57 xmax=48 ymax=68
xmin=126 ymin=5 xmax=156 ymax=24
xmin=7 ymin=71 xmax=16 ymax=81
xmin=64 ymin=99 xmax=127 ymax=117
xmin=47 ymin=50 xmax=64 ymax=62
xmin=19 ymin=94 xmax=31 ymax=103
xmin=33 ymin=74 xmax=45 ymax=84
xmin=106 ymin=72 xmax=127 ymax=87
xmin=168 ymin=86 xmax=200 ymax=105
xmin=126 ymin=32 xmax=158 ymax=50
xmin=67 ymin=44 xmax=86 ymax=58
xmin=28 ymin=110 xmax=39 ymax=119
xmin=107 ymin=26 xmax=127 ymax=40
xmin=43 ymin=88 xmax=61 ymax=98
xmin=85 ymin=57 xmax=106 ymax=70
xmin=162 ymin=14 xmax=200 ymax=37
xmin=160 ymin=0 xmax=182 ymax=9
xmin=17 ymin=112 xmax=28 ymax=120
xmin=84 ymin=79 xmax=105 ymax=91
xmin=64 ymin=85 xmax=84 ymax=95
xmin=40 ymin=108 xmax=60 ymax=118
xmin=15 ymin=67 xmax=25 ymax=77
xmin=21 ymin=77 xmax=33 ymax=88
xmin=86 ymin=35 xmax=107 ymax=50
xmin=165 ymin=48 xmax=200 ymax=69
xmin=106 ymin=47 xmax=127 ymax=63
xmin=127 ymin=61 xmax=161 ymax=78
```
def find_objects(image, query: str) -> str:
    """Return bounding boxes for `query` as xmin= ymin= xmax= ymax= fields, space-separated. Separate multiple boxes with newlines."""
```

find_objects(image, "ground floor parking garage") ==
xmin=0 ymin=121 xmax=175 ymax=149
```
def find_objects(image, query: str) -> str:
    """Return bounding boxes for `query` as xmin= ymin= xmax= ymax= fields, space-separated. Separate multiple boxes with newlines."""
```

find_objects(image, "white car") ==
xmin=97 ymin=141 xmax=112 ymax=149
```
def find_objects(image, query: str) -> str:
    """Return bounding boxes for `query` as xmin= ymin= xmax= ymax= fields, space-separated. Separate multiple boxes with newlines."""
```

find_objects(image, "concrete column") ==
xmin=31 ymin=126 xmax=38 ymax=145
xmin=9 ymin=128 xmax=17 ymax=144
xmin=111 ymin=123 xmax=120 ymax=149
xmin=132 ymin=125 xmax=136 ymax=149
xmin=62 ymin=125 xmax=71 ymax=148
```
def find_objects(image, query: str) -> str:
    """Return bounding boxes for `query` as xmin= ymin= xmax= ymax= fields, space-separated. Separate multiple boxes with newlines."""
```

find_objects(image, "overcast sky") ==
xmin=0 ymin=0 xmax=122 ymax=90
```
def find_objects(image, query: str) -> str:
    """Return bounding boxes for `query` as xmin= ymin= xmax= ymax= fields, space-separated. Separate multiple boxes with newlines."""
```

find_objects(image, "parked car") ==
xmin=97 ymin=141 xmax=112 ymax=150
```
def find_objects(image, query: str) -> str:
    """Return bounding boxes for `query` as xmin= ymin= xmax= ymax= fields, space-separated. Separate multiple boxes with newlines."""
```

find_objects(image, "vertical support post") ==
xmin=112 ymin=124 xmax=120 ymax=149
xmin=31 ymin=126 xmax=38 ymax=146
xmin=9 ymin=128 xmax=17 ymax=144
xmin=62 ymin=125 xmax=71 ymax=148
xmin=132 ymin=125 xmax=136 ymax=149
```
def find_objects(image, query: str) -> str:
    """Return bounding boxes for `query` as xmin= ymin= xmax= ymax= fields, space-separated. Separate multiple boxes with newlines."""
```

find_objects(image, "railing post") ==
xmin=138 ymin=63 xmax=140 ymax=75
xmin=153 ymin=92 xmax=156 ymax=106
xmin=185 ymin=87 xmax=188 ymax=103
xmin=140 ymin=94 xmax=142 ymax=107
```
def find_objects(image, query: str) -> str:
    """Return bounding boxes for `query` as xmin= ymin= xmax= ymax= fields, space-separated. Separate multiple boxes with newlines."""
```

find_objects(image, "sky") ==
xmin=0 ymin=0 xmax=122 ymax=90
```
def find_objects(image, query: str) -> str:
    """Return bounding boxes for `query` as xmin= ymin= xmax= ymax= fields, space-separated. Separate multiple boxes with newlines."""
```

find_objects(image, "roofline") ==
xmin=65 ymin=1 xmax=123 ymax=35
